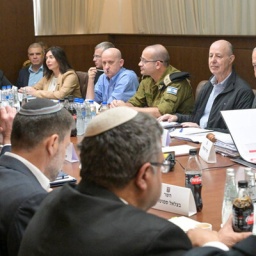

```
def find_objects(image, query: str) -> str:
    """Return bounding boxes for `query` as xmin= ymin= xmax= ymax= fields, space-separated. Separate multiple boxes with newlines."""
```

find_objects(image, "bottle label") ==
xmin=232 ymin=197 xmax=254 ymax=232
xmin=185 ymin=173 xmax=203 ymax=212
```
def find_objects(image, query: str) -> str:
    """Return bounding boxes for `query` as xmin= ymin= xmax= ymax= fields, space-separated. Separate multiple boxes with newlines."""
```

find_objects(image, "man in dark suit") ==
xmin=18 ymin=107 xmax=255 ymax=256
xmin=0 ymin=98 xmax=73 ymax=256
xmin=16 ymin=42 xmax=44 ymax=89
xmin=0 ymin=70 xmax=12 ymax=87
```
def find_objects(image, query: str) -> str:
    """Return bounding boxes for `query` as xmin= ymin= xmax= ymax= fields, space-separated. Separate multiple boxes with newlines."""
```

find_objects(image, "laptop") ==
xmin=221 ymin=109 xmax=256 ymax=169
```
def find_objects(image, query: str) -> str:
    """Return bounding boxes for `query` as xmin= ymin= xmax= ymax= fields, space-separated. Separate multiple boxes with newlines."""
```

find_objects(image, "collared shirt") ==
xmin=28 ymin=65 xmax=43 ymax=86
xmin=199 ymin=73 xmax=231 ymax=128
xmin=5 ymin=152 xmax=50 ymax=191
xmin=94 ymin=67 xmax=139 ymax=104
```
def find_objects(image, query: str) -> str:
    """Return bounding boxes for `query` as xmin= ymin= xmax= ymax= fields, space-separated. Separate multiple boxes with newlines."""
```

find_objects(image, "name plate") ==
xmin=199 ymin=138 xmax=216 ymax=163
xmin=152 ymin=183 xmax=197 ymax=216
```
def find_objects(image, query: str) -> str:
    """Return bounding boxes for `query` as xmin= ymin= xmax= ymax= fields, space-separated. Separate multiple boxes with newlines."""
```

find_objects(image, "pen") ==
xmin=179 ymin=128 xmax=183 ymax=133
xmin=97 ymin=69 xmax=104 ymax=72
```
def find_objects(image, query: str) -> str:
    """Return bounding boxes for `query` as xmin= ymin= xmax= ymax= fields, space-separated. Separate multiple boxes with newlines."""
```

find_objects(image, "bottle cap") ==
xmin=238 ymin=180 xmax=248 ymax=188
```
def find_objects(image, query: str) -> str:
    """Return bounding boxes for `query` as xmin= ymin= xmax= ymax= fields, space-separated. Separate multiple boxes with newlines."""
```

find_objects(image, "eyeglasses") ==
xmin=150 ymin=160 xmax=171 ymax=173
xmin=140 ymin=57 xmax=163 ymax=64
xmin=28 ymin=53 xmax=43 ymax=56
xmin=93 ymin=55 xmax=101 ymax=59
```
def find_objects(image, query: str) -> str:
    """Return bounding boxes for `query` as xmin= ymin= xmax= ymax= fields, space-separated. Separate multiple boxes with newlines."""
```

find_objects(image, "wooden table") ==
xmin=63 ymin=137 xmax=246 ymax=231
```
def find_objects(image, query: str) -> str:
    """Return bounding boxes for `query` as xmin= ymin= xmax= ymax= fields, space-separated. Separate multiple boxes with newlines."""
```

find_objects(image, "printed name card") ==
xmin=199 ymin=138 xmax=216 ymax=163
xmin=162 ymin=129 xmax=171 ymax=147
xmin=152 ymin=183 xmax=197 ymax=216
xmin=65 ymin=142 xmax=79 ymax=163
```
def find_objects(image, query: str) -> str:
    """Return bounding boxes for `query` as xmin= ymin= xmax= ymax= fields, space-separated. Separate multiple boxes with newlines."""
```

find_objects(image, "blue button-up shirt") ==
xmin=28 ymin=65 xmax=43 ymax=86
xmin=94 ymin=67 xmax=139 ymax=104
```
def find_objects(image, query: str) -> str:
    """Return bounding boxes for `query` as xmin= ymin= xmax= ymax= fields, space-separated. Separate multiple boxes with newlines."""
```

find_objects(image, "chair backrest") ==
xmin=76 ymin=71 xmax=88 ymax=99
xmin=195 ymin=80 xmax=208 ymax=100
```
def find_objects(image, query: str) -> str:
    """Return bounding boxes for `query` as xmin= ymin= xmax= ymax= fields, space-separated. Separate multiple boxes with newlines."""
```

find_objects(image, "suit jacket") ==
xmin=176 ymin=69 xmax=254 ymax=133
xmin=0 ymin=70 xmax=11 ymax=87
xmin=0 ymin=155 xmax=47 ymax=256
xmin=18 ymin=180 xmax=256 ymax=256
xmin=16 ymin=67 xmax=30 ymax=89
xmin=33 ymin=70 xmax=82 ymax=99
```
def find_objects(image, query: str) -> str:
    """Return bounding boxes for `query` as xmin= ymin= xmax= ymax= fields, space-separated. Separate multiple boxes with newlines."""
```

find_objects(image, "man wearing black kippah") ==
xmin=0 ymin=98 xmax=74 ymax=256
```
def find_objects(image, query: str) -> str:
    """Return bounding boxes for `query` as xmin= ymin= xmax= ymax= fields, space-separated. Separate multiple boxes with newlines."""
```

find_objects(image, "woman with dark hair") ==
xmin=19 ymin=46 xmax=81 ymax=99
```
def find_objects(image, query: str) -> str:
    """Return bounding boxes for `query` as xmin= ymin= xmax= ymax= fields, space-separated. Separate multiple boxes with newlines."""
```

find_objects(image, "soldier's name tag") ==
xmin=167 ymin=86 xmax=178 ymax=95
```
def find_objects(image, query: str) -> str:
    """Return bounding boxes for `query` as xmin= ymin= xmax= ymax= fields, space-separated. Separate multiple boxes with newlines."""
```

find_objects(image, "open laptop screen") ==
xmin=221 ymin=109 xmax=256 ymax=167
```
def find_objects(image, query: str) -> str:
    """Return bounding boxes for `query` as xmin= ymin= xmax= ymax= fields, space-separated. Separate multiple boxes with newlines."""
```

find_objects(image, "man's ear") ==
xmin=119 ymin=58 xmax=124 ymax=67
xmin=230 ymin=54 xmax=235 ymax=64
xmin=45 ymin=134 xmax=59 ymax=156
xmin=134 ymin=162 xmax=152 ymax=191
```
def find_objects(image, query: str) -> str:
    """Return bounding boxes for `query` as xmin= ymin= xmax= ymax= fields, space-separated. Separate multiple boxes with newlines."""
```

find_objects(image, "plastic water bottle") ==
xmin=83 ymin=101 xmax=91 ymax=132
xmin=244 ymin=168 xmax=256 ymax=203
xmin=68 ymin=96 xmax=77 ymax=137
xmin=74 ymin=98 xmax=85 ymax=136
xmin=185 ymin=148 xmax=203 ymax=212
xmin=222 ymin=168 xmax=237 ymax=225
xmin=1 ymin=86 xmax=8 ymax=106
xmin=99 ymin=101 xmax=109 ymax=113
xmin=89 ymin=100 xmax=97 ymax=117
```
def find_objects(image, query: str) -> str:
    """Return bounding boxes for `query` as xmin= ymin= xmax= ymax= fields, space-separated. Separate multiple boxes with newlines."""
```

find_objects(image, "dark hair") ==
xmin=79 ymin=112 xmax=163 ymax=189
xmin=11 ymin=108 xmax=73 ymax=150
xmin=43 ymin=46 xmax=72 ymax=79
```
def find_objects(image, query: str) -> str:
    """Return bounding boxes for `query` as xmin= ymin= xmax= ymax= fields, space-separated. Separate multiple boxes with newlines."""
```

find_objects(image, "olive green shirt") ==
xmin=128 ymin=65 xmax=194 ymax=115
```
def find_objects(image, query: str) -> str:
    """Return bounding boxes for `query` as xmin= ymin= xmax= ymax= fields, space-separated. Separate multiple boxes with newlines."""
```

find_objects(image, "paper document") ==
xmin=169 ymin=216 xmax=200 ymax=232
xmin=162 ymin=145 xmax=197 ymax=156
xmin=169 ymin=128 xmax=213 ymax=143
xmin=221 ymin=109 xmax=256 ymax=163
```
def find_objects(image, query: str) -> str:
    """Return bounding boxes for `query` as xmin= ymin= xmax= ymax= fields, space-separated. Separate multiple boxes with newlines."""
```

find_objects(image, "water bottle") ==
xmin=84 ymin=100 xmax=92 ymax=132
xmin=12 ymin=87 xmax=21 ymax=111
xmin=185 ymin=148 xmax=203 ymax=212
xmin=99 ymin=101 xmax=109 ymax=113
xmin=6 ymin=85 xmax=13 ymax=106
xmin=74 ymin=98 xmax=85 ymax=136
xmin=233 ymin=180 xmax=254 ymax=232
xmin=244 ymin=168 xmax=256 ymax=203
xmin=1 ymin=86 xmax=8 ymax=106
xmin=67 ymin=96 xmax=77 ymax=137
xmin=21 ymin=87 xmax=28 ymax=106
xmin=88 ymin=99 xmax=97 ymax=117
xmin=222 ymin=168 xmax=237 ymax=225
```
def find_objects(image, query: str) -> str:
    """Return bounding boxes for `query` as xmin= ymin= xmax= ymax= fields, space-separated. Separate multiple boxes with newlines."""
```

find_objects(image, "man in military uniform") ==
xmin=110 ymin=44 xmax=194 ymax=118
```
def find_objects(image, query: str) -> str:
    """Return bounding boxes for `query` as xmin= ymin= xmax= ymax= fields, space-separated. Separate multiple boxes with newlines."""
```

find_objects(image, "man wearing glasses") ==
xmin=16 ymin=42 xmax=45 ymax=89
xmin=19 ymin=107 xmax=254 ymax=256
xmin=110 ymin=44 xmax=194 ymax=118
xmin=88 ymin=41 xmax=115 ymax=85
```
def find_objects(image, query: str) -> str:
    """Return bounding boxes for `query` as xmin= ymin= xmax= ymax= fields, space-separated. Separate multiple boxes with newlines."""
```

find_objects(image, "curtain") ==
xmin=33 ymin=0 xmax=256 ymax=35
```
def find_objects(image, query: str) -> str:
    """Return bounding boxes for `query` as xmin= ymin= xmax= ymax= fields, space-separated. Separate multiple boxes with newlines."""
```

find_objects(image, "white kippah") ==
xmin=84 ymin=107 xmax=138 ymax=137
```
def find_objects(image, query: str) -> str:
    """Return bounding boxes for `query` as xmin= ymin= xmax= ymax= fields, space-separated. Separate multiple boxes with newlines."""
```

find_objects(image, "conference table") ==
xmin=62 ymin=136 xmax=247 ymax=231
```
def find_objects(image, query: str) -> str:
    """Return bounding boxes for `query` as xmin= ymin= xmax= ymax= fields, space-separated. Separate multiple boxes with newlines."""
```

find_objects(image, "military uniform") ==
xmin=128 ymin=65 xmax=194 ymax=115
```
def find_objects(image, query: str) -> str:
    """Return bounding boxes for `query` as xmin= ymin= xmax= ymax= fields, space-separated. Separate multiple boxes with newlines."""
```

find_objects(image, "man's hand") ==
xmin=218 ymin=215 xmax=251 ymax=248
xmin=157 ymin=114 xmax=178 ymax=122
xmin=0 ymin=106 xmax=17 ymax=144
xmin=88 ymin=67 xmax=97 ymax=80
xmin=110 ymin=100 xmax=126 ymax=108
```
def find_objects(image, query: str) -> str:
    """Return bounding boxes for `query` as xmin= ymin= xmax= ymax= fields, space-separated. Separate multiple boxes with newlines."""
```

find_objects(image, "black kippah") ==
xmin=19 ymin=98 xmax=62 ymax=116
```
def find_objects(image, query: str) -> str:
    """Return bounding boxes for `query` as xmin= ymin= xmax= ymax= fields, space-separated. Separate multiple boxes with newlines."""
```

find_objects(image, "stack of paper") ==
xmin=213 ymin=132 xmax=239 ymax=157
xmin=169 ymin=128 xmax=213 ymax=143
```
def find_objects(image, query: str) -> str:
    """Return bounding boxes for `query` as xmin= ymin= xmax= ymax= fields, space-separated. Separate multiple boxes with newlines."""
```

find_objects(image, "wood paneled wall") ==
xmin=37 ymin=34 xmax=256 ymax=93
xmin=1 ymin=0 xmax=256 ymax=93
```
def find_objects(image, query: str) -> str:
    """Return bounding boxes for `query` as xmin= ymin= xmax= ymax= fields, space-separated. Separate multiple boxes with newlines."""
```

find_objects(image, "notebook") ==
xmin=221 ymin=109 xmax=256 ymax=169
xmin=50 ymin=171 xmax=77 ymax=188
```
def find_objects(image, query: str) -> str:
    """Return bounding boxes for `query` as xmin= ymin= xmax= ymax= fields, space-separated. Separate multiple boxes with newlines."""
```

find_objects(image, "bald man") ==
xmin=110 ymin=44 xmax=194 ymax=118
xmin=158 ymin=40 xmax=254 ymax=132
xmin=86 ymin=48 xmax=139 ymax=104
